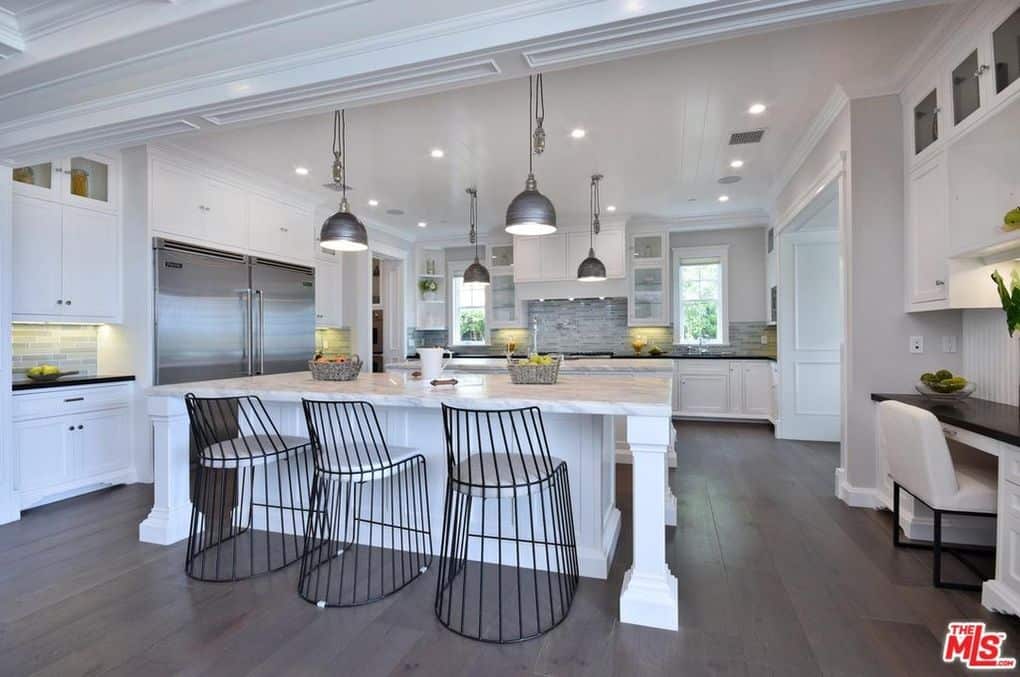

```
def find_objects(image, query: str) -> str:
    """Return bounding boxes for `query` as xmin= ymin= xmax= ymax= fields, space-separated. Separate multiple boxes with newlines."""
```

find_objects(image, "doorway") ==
xmin=777 ymin=181 xmax=843 ymax=442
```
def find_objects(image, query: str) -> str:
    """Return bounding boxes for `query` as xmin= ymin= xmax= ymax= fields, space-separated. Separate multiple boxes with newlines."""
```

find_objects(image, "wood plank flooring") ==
xmin=1 ymin=420 xmax=1018 ymax=676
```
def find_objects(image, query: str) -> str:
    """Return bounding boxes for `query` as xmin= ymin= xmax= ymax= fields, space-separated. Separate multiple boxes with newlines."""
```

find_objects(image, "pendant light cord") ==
xmin=528 ymin=75 xmax=534 ymax=175
xmin=341 ymin=110 xmax=347 ymax=201
xmin=332 ymin=110 xmax=349 ymax=203
xmin=590 ymin=174 xmax=602 ymax=249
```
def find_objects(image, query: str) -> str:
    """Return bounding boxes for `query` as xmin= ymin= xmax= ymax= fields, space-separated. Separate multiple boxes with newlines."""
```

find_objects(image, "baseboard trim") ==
xmin=983 ymin=579 xmax=1020 ymax=616
xmin=835 ymin=468 xmax=883 ymax=508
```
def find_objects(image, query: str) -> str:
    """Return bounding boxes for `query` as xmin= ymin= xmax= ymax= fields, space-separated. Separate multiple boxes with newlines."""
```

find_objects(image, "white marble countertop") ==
xmin=148 ymin=370 xmax=673 ymax=417
xmin=385 ymin=357 xmax=673 ymax=374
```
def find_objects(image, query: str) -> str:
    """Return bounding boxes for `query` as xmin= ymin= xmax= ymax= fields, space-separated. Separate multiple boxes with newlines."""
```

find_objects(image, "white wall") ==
xmin=0 ymin=166 xmax=16 ymax=523
xmin=844 ymin=95 xmax=962 ymax=492
xmin=669 ymin=226 xmax=767 ymax=323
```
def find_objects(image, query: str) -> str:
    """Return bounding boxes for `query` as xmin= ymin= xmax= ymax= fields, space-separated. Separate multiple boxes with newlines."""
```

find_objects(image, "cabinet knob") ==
xmin=974 ymin=64 xmax=990 ymax=78
xmin=935 ymin=279 xmax=945 ymax=286
xmin=65 ymin=300 xmax=71 ymax=306
xmin=78 ymin=425 xmax=84 ymax=430
xmin=68 ymin=426 xmax=75 ymax=431
xmin=56 ymin=299 xmax=63 ymax=305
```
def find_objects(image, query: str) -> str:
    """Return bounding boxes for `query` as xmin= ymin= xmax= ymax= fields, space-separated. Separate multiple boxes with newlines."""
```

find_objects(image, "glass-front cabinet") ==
xmin=632 ymin=234 xmax=664 ymax=261
xmin=490 ymin=244 xmax=513 ymax=268
xmin=952 ymin=50 xmax=983 ymax=125
xmin=12 ymin=153 xmax=117 ymax=212
xmin=993 ymin=7 xmax=1020 ymax=96
xmin=913 ymin=89 xmax=940 ymax=155
xmin=629 ymin=265 xmax=668 ymax=326
xmin=489 ymin=272 xmax=519 ymax=327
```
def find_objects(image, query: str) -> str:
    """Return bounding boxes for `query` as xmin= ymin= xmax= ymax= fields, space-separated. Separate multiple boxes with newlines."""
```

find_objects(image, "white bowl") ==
xmin=914 ymin=381 xmax=975 ymax=402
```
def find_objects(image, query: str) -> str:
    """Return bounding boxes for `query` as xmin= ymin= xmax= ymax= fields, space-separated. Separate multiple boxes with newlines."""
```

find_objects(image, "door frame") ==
xmin=0 ymin=166 xmax=18 ymax=524
xmin=773 ymin=153 xmax=850 ymax=468
xmin=365 ymin=239 xmax=408 ymax=367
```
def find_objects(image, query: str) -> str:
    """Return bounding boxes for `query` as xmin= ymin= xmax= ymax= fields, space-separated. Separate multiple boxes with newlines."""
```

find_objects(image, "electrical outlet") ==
xmin=910 ymin=336 xmax=923 ymax=354
xmin=760 ymin=335 xmax=768 ymax=345
xmin=942 ymin=335 xmax=957 ymax=353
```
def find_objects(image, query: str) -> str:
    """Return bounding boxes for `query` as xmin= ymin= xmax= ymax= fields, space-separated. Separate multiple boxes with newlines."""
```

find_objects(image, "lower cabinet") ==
xmin=673 ymin=359 xmax=774 ymax=420
xmin=12 ymin=384 xmax=134 ymax=510
xmin=314 ymin=258 xmax=343 ymax=328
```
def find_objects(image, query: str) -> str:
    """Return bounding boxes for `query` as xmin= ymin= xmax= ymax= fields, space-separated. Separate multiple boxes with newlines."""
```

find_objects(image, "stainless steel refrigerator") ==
xmin=154 ymin=238 xmax=315 ymax=385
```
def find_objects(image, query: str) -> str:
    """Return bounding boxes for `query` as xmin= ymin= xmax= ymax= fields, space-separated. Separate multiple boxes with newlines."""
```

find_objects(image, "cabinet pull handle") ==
xmin=935 ymin=280 xmax=945 ymax=286
xmin=974 ymin=64 xmax=990 ymax=78
xmin=64 ymin=397 xmax=84 ymax=402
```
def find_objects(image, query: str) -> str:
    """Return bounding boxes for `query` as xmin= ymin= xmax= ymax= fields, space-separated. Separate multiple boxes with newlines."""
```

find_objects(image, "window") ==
xmin=673 ymin=246 xmax=728 ymax=345
xmin=450 ymin=263 xmax=488 ymax=345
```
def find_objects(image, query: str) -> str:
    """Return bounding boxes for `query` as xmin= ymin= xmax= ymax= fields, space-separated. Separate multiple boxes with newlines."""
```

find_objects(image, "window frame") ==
xmin=672 ymin=245 xmax=729 ymax=346
xmin=448 ymin=260 xmax=490 ymax=346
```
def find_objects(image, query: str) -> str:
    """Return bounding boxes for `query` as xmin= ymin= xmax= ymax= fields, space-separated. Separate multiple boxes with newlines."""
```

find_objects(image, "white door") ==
xmin=76 ymin=408 xmax=131 ymax=478
xmin=315 ymin=260 xmax=341 ymax=327
xmin=151 ymin=159 xmax=204 ymax=240
xmin=908 ymin=155 xmax=948 ymax=303
xmin=677 ymin=373 xmax=729 ymax=415
xmin=741 ymin=362 xmax=772 ymax=416
xmin=779 ymin=228 xmax=842 ymax=441
xmin=61 ymin=206 xmax=119 ymax=320
xmin=248 ymin=194 xmax=285 ymax=256
xmin=14 ymin=417 xmax=74 ymax=493
xmin=203 ymin=177 xmax=249 ymax=249
xmin=12 ymin=195 xmax=64 ymax=317
xmin=381 ymin=259 xmax=404 ymax=365
xmin=513 ymin=237 xmax=542 ymax=282
xmin=599 ymin=229 xmax=626 ymax=278
xmin=539 ymin=234 xmax=567 ymax=280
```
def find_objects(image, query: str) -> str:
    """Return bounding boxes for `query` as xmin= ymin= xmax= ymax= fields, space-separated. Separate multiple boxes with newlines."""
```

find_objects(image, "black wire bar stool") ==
xmin=435 ymin=404 xmax=579 ymax=643
xmin=298 ymin=399 xmax=432 ymax=607
xmin=184 ymin=394 xmax=314 ymax=582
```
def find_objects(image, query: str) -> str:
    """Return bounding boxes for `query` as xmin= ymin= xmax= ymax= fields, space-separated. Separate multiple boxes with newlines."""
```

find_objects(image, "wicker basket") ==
xmin=308 ymin=355 xmax=363 ymax=381
xmin=506 ymin=356 xmax=562 ymax=385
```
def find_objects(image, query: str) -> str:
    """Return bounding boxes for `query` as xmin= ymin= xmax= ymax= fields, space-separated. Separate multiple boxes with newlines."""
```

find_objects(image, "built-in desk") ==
xmin=872 ymin=393 xmax=1020 ymax=617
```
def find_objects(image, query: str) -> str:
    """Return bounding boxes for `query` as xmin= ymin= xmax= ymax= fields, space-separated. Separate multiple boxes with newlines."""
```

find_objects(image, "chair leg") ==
xmin=933 ymin=508 xmax=942 ymax=588
xmin=892 ymin=482 xmax=901 ymax=547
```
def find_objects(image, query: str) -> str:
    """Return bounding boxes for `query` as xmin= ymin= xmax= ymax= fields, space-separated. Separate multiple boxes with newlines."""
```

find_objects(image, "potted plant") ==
xmin=419 ymin=278 xmax=439 ymax=301
xmin=992 ymin=269 xmax=1020 ymax=406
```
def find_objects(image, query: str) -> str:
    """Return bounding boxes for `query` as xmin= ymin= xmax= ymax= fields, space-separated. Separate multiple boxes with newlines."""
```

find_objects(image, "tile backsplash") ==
xmin=315 ymin=327 xmax=352 ymax=357
xmin=12 ymin=324 xmax=99 ymax=375
xmin=408 ymin=297 xmax=776 ymax=357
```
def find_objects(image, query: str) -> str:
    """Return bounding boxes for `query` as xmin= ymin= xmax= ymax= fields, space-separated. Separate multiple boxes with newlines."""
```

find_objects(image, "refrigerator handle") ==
xmin=256 ymin=289 xmax=265 ymax=374
xmin=242 ymin=289 xmax=253 ymax=376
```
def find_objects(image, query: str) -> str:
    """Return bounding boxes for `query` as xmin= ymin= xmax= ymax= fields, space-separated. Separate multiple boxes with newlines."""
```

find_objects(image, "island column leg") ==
xmin=139 ymin=396 xmax=193 ymax=545
xmin=620 ymin=414 xmax=679 ymax=631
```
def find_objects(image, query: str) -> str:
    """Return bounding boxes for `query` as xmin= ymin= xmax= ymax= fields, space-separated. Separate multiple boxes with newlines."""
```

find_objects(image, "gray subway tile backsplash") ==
xmin=11 ymin=324 xmax=100 ymax=375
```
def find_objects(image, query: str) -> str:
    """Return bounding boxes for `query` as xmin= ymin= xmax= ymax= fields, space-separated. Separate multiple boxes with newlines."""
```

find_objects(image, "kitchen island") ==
xmin=143 ymin=370 xmax=679 ymax=631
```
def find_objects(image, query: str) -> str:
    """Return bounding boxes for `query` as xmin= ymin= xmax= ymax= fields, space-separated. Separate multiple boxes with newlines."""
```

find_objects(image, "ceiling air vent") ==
xmin=728 ymin=129 xmax=765 ymax=145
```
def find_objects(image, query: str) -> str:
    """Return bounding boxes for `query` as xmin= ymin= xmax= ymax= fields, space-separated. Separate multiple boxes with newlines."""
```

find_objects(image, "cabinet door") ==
xmin=75 ymin=408 xmax=131 ymax=479
xmin=151 ymin=159 xmax=204 ymax=240
xmin=513 ymin=236 xmax=542 ymax=282
xmin=913 ymin=89 xmax=940 ymax=156
xmin=61 ymin=206 xmax=119 ymax=320
xmin=65 ymin=154 xmax=116 ymax=212
xmin=566 ymin=232 xmax=590 ymax=280
xmin=12 ymin=195 xmax=64 ymax=317
xmin=489 ymin=271 xmax=519 ymax=327
xmin=539 ymin=234 xmax=567 ymax=280
xmin=677 ymin=372 xmax=729 ymax=415
xmin=741 ymin=362 xmax=772 ymax=416
xmin=315 ymin=260 xmax=342 ymax=327
xmin=599 ymin=230 xmax=626 ymax=278
xmin=282 ymin=208 xmax=314 ymax=262
xmin=248 ymin=194 xmax=285 ymax=256
xmin=12 ymin=162 xmax=59 ymax=201
xmin=14 ymin=417 xmax=74 ymax=493
xmin=908 ymin=155 xmax=949 ymax=303
xmin=629 ymin=265 xmax=667 ymax=325
xmin=203 ymin=177 xmax=249 ymax=249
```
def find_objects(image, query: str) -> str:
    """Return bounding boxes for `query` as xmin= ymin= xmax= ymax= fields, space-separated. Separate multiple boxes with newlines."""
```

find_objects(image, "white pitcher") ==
xmin=417 ymin=347 xmax=452 ymax=381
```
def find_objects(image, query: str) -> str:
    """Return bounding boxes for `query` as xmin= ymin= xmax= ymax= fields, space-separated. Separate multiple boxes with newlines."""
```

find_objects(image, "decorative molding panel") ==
xmin=0 ymin=8 xmax=23 ymax=58
xmin=963 ymin=309 xmax=1018 ymax=406
xmin=2 ymin=120 xmax=198 ymax=166
xmin=199 ymin=59 xmax=501 ymax=126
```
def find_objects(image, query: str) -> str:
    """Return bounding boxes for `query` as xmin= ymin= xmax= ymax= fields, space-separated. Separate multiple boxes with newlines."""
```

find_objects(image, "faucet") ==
xmin=531 ymin=317 xmax=539 ymax=355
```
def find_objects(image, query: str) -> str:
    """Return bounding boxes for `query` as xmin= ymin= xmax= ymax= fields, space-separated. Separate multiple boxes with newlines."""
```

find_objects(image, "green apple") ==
xmin=42 ymin=365 xmax=60 ymax=375
xmin=1004 ymin=206 xmax=1020 ymax=231
xmin=26 ymin=366 xmax=44 ymax=377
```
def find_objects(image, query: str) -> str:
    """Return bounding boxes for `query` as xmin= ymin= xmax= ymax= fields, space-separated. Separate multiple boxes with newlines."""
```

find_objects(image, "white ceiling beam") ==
xmin=0 ymin=9 xmax=23 ymax=59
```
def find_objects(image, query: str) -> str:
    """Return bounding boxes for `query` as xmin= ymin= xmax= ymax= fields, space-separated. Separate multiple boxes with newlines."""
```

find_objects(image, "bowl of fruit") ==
xmin=507 ymin=353 xmax=562 ymax=385
xmin=308 ymin=354 xmax=363 ymax=381
xmin=24 ymin=364 xmax=77 ymax=382
xmin=916 ymin=369 xmax=975 ymax=402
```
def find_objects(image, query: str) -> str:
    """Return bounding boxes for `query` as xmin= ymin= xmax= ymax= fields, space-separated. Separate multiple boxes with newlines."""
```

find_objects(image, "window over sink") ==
xmin=672 ymin=245 xmax=729 ymax=345
xmin=450 ymin=262 xmax=488 ymax=345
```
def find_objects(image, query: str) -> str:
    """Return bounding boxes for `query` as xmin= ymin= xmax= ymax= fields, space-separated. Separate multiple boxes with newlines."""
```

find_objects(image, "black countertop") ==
xmin=12 ymin=374 xmax=136 ymax=392
xmin=871 ymin=393 xmax=1020 ymax=447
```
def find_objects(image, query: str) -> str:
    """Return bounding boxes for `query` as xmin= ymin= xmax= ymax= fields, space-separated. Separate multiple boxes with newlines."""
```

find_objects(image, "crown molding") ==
xmin=0 ymin=8 xmax=22 ymax=59
xmin=1 ymin=119 xmax=199 ymax=166
xmin=627 ymin=209 xmax=770 ymax=233
xmin=767 ymin=85 xmax=849 ymax=207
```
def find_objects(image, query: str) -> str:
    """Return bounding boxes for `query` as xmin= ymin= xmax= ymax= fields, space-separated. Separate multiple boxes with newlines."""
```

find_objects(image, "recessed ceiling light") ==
xmin=570 ymin=128 xmax=586 ymax=139
xmin=606 ymin=205 xmax=617 ymax=212
xmin=730 ymin=159 xmax=744 ymax=169
xmin=748 ymin=103 xmax=767 ymax=115
xmin=368 ymin=199 xmax=379 ymax=206
xmin=568 ymin=297 xmax=575 ymax=301
xmin=294 ymin=166 xmax=309 ymax=176
xmin=718 ymin=195 xmax=730 ymax=203
xmin=430 ymin=148 xmax=444 ymax=158
xmin=417 ymin=221 xmax=428 ymax=228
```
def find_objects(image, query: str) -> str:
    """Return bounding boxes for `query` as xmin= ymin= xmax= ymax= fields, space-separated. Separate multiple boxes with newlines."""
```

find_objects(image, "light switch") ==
xmin=942 ymin=336 xmax=958 ymax=353
xmin=760 ymin=335 xmax=768 ymax=345
xmin=910 ymin=336 xmax=923 ymax=354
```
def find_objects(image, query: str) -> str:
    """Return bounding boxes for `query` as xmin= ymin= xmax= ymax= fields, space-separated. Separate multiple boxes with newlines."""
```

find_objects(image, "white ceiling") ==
xmin=168 ymin=5 xmax=947 ymax=240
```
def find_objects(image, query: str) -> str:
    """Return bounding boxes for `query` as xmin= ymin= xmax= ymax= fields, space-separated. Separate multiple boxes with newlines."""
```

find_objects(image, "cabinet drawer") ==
xmin=13 ymin=383 xmax=133 ymax=420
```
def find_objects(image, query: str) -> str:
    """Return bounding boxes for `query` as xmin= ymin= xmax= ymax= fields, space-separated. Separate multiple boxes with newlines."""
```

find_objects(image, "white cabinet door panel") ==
xmin=513 ymin=237 xmax=542 ymax=282
xmin=12 ymin=196 xmax=63 ymax=317
xmin=151 ymin=159 xmax=204 ymax=240
xmin=248 ymin=194 xmax=286 ymax=256
xmin=677 ymin=373 xmax=730 ymax=415
xmin=76 ymin=408 xmax=131 ymax=479
xmin=203 ymin=177 xmax=249 ymax=250
xmin=14 ymin=417 xmax=73 ymax=493
xmin=741 ymin=362 xmax=772 ymax=416
xmin=61 ymin=206 xmax=119 ymax=320
xmin=908 ymin=155 xmax=949 ymax=303
xmin=539 ymin=234 xmax=567 ymax=280
xmin=315 ymin=260 xmax=342 ymax=327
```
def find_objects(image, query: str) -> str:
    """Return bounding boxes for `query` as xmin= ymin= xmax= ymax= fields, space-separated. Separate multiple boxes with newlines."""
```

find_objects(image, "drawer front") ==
xmin=13 ymin=383 xmax=133 ymax=420
xmin=997 ymin=481 xmax=1020 ymax=595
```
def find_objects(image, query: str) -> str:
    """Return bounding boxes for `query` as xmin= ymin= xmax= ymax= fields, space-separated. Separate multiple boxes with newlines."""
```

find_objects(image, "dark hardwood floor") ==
xmin=1 ymin=421 xmax=1017 ymax=676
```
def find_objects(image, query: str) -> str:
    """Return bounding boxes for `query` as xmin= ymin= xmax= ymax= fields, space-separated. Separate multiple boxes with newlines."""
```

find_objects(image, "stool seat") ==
xmin=451 ymin=453 xmax=565 ymax=497
xmin=200 ymin=434 xmax=309 ymax=468
xmin=317 ymin=443 xmax=420 ymax=478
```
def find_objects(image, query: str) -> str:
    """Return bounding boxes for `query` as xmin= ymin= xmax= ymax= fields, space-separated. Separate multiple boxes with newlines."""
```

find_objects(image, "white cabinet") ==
xmin=673 ymin=359 xmax=773 ymax=420
xmin=151 ymin=159 xmax=250 ymax=250
xmin=566 ymin=229 xmax=626 ymax=279
xmin=12 ymin=196 xmax=120 ymax=322
xmin=539 ymin=234 xmax=568 ymax=281
xmin=515 ymin=230 xmax=625 ymax=283
xmin=12 ymin=384 xmax=134 ymax=510
xmin=249 ymin=194 xmax=314 ymax=263
xmin=315 ymin=260 xmax=343 ymax=328
xmin=13 ymin=153 xmax=118 ymax=213
xmin=907 ymin=153 xmax=949 ymax=306
xmin=513 ymin=237 xmax=542 ymax=282
xmin=629 ymin=233 xmax=670 ymax=326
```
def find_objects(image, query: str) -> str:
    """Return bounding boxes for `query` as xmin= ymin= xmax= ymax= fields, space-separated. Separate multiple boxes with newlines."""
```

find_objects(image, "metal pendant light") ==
xmin=577 ymin=174 xmax=607 ymax=282
xmin=319 ymin=109 xmax=368 ymax=252
xmin=505 ymin=74 xmax=557 ymax=235
xmin=463 ymin=187 xmax=490 ymax=287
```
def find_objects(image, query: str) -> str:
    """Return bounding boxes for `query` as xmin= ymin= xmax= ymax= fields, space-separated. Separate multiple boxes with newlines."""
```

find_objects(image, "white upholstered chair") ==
xmin=877 ymin=400 xmax=997 ymax=590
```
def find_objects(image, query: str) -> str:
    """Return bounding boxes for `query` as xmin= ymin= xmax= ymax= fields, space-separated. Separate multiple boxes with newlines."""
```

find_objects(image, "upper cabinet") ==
xmin=907 ymin=153 xmax=949 ymax=305
xmin=512 ymin=228 xmax=625 ymax=283
xmin=148 ymin=151 xmax=315 ymax=264
xmin=992 ymin=8 xmax=1020 ymax=98
xmin=13 ymin=153 xmax=118 ymax=213
xmin=628 ymin=233 xmax=669 ymax=326
xmin=912 ymin=88 xmax=941 ymax=156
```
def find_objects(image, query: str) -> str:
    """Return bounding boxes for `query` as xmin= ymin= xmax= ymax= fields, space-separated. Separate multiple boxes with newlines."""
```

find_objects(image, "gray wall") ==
xmin=669 ymin=226 xmax=767 ymax=323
